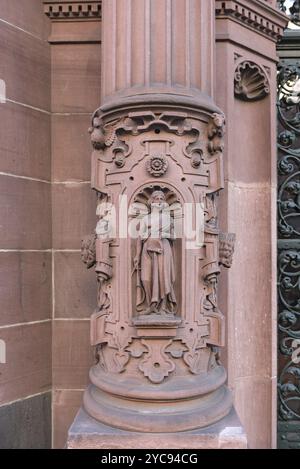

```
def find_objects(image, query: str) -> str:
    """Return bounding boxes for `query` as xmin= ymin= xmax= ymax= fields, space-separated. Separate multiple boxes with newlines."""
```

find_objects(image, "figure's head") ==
xmin=150 ymin=190 xmax=166 ymax=205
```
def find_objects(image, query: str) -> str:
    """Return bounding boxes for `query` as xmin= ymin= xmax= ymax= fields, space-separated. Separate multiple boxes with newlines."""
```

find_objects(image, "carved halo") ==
xmin=130 ymin=185 xmax=181 ymax=214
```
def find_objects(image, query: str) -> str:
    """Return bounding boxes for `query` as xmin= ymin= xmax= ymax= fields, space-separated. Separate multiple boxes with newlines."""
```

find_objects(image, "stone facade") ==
xmin=0 ymin=0 xmax=288 ymax=449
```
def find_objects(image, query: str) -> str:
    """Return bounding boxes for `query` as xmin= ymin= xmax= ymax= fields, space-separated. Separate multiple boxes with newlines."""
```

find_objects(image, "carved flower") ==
xmin=146 ymin=155 xmax=168 ymax=177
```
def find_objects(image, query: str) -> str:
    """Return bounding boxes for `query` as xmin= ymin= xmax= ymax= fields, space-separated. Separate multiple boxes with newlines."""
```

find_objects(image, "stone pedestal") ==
xmin=67 ymin=407 xmax=247 ymax=449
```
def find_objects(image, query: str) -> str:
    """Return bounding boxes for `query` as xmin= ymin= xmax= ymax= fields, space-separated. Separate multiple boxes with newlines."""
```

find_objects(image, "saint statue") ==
xmin=133 ymin=190 xmax=177 ymax=315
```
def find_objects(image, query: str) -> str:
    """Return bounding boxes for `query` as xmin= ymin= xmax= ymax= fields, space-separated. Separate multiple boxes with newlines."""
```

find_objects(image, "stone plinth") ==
xmin=67 ymin=407 xmax=247 ymax=449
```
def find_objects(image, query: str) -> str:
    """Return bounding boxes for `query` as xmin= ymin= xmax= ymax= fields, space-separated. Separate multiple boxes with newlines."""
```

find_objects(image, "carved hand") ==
xmin=133 ymin=256 xmax=140 ymax=270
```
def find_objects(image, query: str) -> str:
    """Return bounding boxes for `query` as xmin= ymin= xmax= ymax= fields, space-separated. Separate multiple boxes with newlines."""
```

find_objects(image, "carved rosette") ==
xmin=234 ymin=61 xmax=270 ymax=102
xmin=146 ymin=155 xmax=168 ymax=177
xmin=82 ymin=102 xmax=234 ymax=432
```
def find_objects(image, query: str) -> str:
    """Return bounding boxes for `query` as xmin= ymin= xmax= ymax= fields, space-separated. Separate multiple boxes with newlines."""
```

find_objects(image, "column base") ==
xmin=67 ymin=407 xmax=247 ymax=449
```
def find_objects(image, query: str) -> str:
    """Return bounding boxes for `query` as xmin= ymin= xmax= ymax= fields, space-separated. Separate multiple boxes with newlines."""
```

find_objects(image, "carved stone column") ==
xmin=68 ymin=0 xmax=246 ymax=448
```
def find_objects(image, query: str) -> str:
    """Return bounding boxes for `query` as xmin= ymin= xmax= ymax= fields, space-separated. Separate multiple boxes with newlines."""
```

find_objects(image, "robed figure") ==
xmin=133 ymin=190 xmax=177 ymax=315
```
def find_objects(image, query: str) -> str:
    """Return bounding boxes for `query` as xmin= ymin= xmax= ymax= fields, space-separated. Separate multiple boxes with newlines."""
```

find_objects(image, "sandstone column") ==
xmin=69 ymin=0 xmax=245 ymax=448
xmin=215 ymin=0 xmax=287 ymax=448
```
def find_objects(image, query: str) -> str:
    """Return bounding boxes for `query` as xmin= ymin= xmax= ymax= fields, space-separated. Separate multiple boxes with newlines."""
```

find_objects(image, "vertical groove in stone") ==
xmin=172 ymin=0 xmax=186 ymax=87
xmin=190 ymin=0 xmax=200 ymax=90
xmin=102 ymin=0 xmax=117 ymax=98
xmin=185 ymin=0 xmax=190 ymax=89
xmin=166 ymin=0 xmax=172 ymax=86
xmin=144 ymin=0 xmax=151 ymax=86
xmin=111 ymin=0 xmax=118 ymax=91
xmin=108 ymin=0 xmax=117 ymax=93
xmin=199 ymin=0 xmax=214 ymax=97
xmin=198 ymin=0 xmax=204 ymax=93
xmin=101 ymin=1 xmax=107 ymax=99
xmin=116 ymin=0 xmax=131 ymax=91
xmin=131 ymin=0 xmax=145 ymax=87
xmin=150 ymin=0 xmax=167 ymax=85
xmin=126 ymin=0 xmax=132 ymax=89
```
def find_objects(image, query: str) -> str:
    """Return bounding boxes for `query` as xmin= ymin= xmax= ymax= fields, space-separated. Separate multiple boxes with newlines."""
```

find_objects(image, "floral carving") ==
xmin=146 ymin=155 xmax=168 ymax=177
xmin=234 ymin=61 xmax=270 ymax=102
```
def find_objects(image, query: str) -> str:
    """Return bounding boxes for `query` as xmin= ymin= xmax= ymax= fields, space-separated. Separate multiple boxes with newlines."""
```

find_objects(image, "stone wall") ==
xmin=47 ymin=1 xmax=102 ymax=448
xmin=0 ymin=0 xmax=52 ymax=449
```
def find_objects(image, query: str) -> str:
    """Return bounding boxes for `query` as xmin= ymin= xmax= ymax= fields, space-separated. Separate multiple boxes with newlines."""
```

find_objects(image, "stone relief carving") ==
xmin=82 ymin=102 xmax=236 ymax=429
xmin=84 ymin=109 xmax=237 ymax=382
xmin=139 ymin=339 xmax=176 ymax=384
xmin=89 ymin=115 xmax=120 ymax=150
xmin=234 ymin=61 xmax=270 ymax=102
xmin=90 ymin=110 xmax=205 ymax=169
xmin=207 ymin=113 xmax=225 ymax=155
xmin=204 ymin=193 xmax=218 ymax=230
xmin=82 ymin=194 xmax=113 ymax=314
xmin=146 ymin=155 xmax=168 ymax=177
xmin=133 ymin=190 xmax=177 ymax=316
xmin=219 ymin=232 xmax=236 ymax=269
xmin=81 ymin=233 xmax=96 ymax=269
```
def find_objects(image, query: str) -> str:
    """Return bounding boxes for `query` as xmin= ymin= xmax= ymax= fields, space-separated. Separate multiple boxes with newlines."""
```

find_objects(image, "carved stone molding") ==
xmin=44 ymin=1 xmax=102 ymax=20
xmin=234 ymin=61 xmax=270 ymax=101
xmin=215 ymin=0 xmax=287 ymax=41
